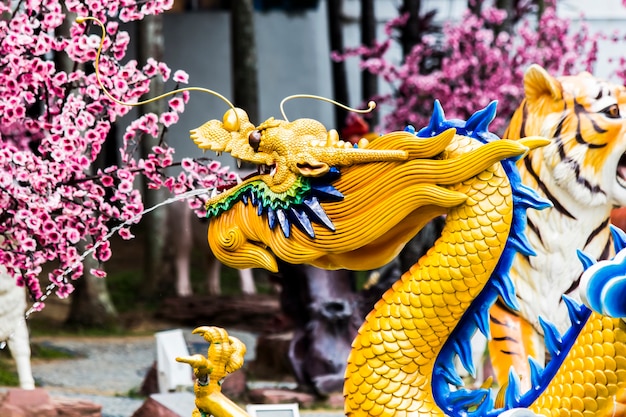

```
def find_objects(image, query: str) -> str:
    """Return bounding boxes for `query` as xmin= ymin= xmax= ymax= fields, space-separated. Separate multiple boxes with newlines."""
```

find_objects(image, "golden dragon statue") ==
xmin=75 ymin=16 xmax=626 ymax=417
xmin=176 ymin=100 xmax=626 ymax=417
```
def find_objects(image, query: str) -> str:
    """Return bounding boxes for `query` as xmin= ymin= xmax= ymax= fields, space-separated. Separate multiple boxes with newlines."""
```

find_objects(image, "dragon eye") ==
xmin=601 ymin=104 xmax=621 ymax=119
xmin=248 ymin=130 xmax=262 ymax=152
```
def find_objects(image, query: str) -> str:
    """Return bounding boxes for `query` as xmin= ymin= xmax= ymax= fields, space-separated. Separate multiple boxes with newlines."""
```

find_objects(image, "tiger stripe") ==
xmin=487 ymin=64 xmax=626 ymax=393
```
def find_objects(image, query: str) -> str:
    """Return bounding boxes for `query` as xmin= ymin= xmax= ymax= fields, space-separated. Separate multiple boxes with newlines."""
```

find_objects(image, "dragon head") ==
xmin=193 ymin=106 xmax=545 ymax=273
xmin=191 ymin=107 xmax=407 ymax=194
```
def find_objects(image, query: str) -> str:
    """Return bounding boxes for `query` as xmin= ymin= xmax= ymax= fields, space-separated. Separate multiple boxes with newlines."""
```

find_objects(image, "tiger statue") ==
xmin=487 ymin=64 xmax=626 ymax=391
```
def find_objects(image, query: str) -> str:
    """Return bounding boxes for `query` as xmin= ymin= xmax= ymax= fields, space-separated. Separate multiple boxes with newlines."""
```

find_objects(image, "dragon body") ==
xmin=179 ymin=100 xmax=626 ymax=417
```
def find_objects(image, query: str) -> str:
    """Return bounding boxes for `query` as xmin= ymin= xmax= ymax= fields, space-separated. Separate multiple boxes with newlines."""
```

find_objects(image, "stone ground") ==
xmin=2 ymin=328 xmax=345 ymax=417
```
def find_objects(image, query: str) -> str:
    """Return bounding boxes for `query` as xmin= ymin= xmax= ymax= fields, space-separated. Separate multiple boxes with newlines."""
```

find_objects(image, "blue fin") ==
xmin=504 ymin=370 xmax=521 ymax=407
xmin=267 ymin=209 xmax=277 ymax=230
xmin=527 ymin=356 xmax=544 ymax=390
xmin=453 ymin=339 xmax=475 ymax=378
xmin=465 ymin=101 xmax=497 ymax=135
xmin=310 ymin=183 xmax=344 ymax=201
xmin=610 ymin=224 xmax=626 ymax=252
xmin=435 ymin=362 xmax=464 ymax=386
xmin=513 ymin=183 xmax=552 ymax=210
xmin=539 ymin=316 xmax=563 ymax=357
xmin=290 ymin=207 xmax=315 ymax=238
xmin=303 ymin=196 xmax=335 ymax=231
xmin=276 ymin=209 xmax=290 ymax=238
xmin=506 ymin=231 xmax=537 ymax=257
xmin=473 ymin=305 xmax=491 ymax=339
xmin=492 ymin=272 xmax=520 ymax=311
xmin=562 ymin=294 xmax=588 ymax=326
xmin=418 ymin=100 xmax=445 ymax=137
xmin=576 ymin=249 xmax=596 ymax=270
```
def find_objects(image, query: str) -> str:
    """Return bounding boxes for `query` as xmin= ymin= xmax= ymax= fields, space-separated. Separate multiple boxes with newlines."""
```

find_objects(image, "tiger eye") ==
xmin=249 ymin=130 xmax=262 ymax=151
xmin=602 ymin=104 xmax=621 ymax=119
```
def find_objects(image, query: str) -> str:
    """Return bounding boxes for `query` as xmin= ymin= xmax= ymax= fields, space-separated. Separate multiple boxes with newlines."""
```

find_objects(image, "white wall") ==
xmin=161 ymin=7 xmax=334 ymax=166
xmin=132 ymin=0 xmax=626 ymax=167
xmin=560 ymin=0 xmax=626 ymax=81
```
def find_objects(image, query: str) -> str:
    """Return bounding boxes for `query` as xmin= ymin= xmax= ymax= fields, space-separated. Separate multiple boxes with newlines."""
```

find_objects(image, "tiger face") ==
xmin=507 ymin=65 xmax=626 ymax=208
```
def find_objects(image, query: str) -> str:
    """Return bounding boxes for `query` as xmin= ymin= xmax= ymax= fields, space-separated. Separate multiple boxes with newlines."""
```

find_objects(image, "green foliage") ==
xmin=0 ymin=360 xmax=19 ymax=386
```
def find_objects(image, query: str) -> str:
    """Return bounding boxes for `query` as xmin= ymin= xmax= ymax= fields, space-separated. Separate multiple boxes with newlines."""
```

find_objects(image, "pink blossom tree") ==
xmin=335 ymin=1 xmax=602 ymax=133
xmin=0 ymin=0 xmax=236 ymax=316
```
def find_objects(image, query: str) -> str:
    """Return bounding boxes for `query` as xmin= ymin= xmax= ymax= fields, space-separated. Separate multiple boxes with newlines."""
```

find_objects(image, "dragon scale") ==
xmin=530 ymin=313 xmax=626 ymax=416
xmin=344 ymin=134 xmax=513 ymax=416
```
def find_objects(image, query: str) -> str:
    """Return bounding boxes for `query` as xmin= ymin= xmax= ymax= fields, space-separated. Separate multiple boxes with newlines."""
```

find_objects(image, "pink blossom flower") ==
xmin=173 ymin=70 xmax=189 ymax=84
xmin=159 ymin=111 xmax=179 ymax=127
xmin=168 ymin=97 xmax=185 ymax=112
xmin=118 ymin=227 xmax=135 ymax=240
xmin=90 ymin=268 xmax=107 ymax=278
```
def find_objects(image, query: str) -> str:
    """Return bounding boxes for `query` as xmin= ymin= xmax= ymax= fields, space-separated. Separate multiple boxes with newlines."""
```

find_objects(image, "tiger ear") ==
xmin=524 ymin=64 xmax=562 ymax=101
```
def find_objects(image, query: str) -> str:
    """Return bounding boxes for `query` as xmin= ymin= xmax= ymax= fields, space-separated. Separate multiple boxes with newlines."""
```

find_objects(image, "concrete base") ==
xmin=132 ymin=392 xmax=196 ymax=417
xmin=0 ymin=388 xmax=101 ymax=417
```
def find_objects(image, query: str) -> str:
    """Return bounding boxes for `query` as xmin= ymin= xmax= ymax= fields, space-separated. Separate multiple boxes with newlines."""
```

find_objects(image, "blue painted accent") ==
xmin=505 ymin=371 xmax=521 ymax=406
xmin=576 ymin=249 xmax=595 ymax=270
xmin=309 ymin=183 xmax=344 ymax=201
xmin=465 ymin=101 xmax=498 ymax=135
xmin=302 ymin=196 xmax=335 ymax=231
xmin=289 ymin=207 xmax=315 ymax=238
xmin=267 ymin=209 xmax=277 ymax=230
xmin=538 ymin=317 xmax=563 ymax=357
xmin=473 ymin=304 xmax=491 ymax=339
xmin=492 ymin=273 xmax=520 ymax=311
xmin=434 ymin=360 xmax=464 ymax=387
xmin=447 ymin=388 xmax=490 ymax=411
xmin=404 ymin=124 xmax=416 ymax=134
xmin=514 ymin=184 xmax=552 ymax=211
xmin=230 ymin=168 xmax=344 ymax=238
xmin=610 ymin=224 xmax=626 ymax=251
xmin=421 ymin=102 xmax=589 ymax=417
xmin=276 ymin=209 xmax=290 ymax=238
xmin=527 ymin=357 xmax=544 ymax=390
xmin=562 ymin=294 xmax=588 ymax=325
xmin=453 ymin=339 xmax=475 ymax=378
xmin=580 ymin=247 xmax=626 ymax=318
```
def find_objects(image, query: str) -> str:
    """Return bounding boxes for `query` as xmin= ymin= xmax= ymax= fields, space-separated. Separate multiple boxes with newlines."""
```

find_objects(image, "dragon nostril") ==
xmin=249 ymin=130 xmax=261 ymax=152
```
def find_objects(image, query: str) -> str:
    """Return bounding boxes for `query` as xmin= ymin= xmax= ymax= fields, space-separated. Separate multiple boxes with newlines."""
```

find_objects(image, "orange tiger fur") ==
xmin=488 ymin=64 xmax=626 ymax=390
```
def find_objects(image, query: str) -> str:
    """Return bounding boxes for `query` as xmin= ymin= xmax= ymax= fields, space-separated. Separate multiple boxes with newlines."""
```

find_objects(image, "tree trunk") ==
xmin=360 ymin=0 xmax=378 ymax=126
xmin=495 ymin=0 xmax=514 ymax=34
xmin=536 ymin=0 xmax=546 ymax=18
xmin=326 ymin=0 xmax=349 ymax=131
xmin=468 ymin=0 xmax=483 ymax=15
xmin=58 ymin=13 xmax=118 ymax=327
xmin=65 ymin=240 xmax=118 ymax=328
xmin=399 ymin=0 xmax=422 ymax=59
xmin=136 ymin=15 xmax=168 ymax=298
xmin=231 ymin=0 xmax=259 ymax=123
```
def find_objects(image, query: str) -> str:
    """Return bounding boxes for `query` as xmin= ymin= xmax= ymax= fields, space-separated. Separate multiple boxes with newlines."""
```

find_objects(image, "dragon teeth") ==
xmin=326 ymin=129 xmax=339 ymax=146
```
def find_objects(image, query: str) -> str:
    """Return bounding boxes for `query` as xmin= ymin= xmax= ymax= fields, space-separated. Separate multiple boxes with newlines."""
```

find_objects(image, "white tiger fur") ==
xmin=0 ymin=266 xmax=35 ymax=389
xmin=486 ymin=64 xmax=626 ymax=389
